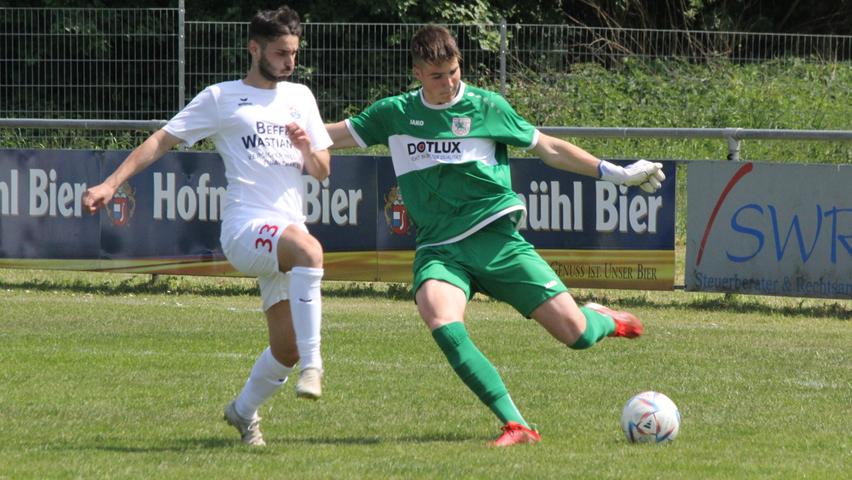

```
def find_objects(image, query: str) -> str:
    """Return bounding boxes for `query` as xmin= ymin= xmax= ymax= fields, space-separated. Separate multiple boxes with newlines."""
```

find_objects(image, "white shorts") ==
xmin=220 ymin=216 xmax=308 ymax=312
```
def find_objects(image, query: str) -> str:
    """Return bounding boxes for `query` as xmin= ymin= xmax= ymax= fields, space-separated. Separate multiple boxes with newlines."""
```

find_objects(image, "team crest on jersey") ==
xmin=107 ymin=182 xmax=136 ymax=227
xmin=383 ymin=186 xmax=411 ymax=236
xmin=451 ymin=117 xmax=471 ymax=136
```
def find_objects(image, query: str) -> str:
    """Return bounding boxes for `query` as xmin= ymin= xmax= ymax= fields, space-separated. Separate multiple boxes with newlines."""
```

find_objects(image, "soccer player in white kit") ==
xmin=82 ymin=6 xmax=331 ymax=446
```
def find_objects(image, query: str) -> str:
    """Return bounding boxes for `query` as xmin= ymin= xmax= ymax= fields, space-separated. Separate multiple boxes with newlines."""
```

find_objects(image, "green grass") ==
xmin=1 ymin=268 xmax=850 ymax=479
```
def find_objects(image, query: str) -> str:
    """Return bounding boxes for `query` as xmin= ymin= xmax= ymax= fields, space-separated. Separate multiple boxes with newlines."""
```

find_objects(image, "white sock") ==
xmin=288 ymin=266 xmax=324 ymax=372
xmin=234 ymin=347 xmax=292 ymax=419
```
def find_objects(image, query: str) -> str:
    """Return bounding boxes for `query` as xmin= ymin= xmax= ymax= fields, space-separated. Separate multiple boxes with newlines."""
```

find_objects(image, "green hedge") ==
xmin=3 ymin=57 xmax=850 ymax=164
xmin=505 ymin=58 xmax=852 ymax=163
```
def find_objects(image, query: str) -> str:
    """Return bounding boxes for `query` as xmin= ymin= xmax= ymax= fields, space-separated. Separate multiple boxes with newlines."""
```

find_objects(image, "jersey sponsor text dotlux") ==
xmin=406 ymin=141 xmax=461 ymax=155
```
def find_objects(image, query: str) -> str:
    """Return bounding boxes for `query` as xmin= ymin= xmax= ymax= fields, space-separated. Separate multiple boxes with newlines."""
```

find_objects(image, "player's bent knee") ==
xmin=296 ymin=234 xmax=323 ymax=264
xmin=279 ymin=236 xmax=323 ymax=270
xmin=295 ymin=245 xmax=322 ymax=268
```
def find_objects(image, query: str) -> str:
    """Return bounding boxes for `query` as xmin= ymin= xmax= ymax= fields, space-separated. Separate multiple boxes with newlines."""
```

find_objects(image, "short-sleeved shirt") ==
xmin=346 ymin=81 xmax=539 ymax=248
xmin=164 ymin=80 xmax=332 ymax=224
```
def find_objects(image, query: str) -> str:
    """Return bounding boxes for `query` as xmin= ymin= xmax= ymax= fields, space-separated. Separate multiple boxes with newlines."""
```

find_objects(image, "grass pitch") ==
xmin=0 ymin=269 xmax=849 ymax=479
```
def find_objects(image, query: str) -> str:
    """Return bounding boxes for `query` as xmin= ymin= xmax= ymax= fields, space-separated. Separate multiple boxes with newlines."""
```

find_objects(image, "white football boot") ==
xmin=223 ymin=400 xmax=265 ymax=446
xmin=295 ymin=367 xmax=323 ymax=400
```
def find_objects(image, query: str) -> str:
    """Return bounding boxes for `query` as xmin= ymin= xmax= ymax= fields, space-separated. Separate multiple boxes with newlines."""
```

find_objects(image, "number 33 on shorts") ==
xmin=254 ymin=224 xmax=280 ymax=253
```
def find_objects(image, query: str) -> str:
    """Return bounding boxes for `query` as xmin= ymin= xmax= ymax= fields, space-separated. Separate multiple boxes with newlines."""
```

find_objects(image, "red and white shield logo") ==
xmin=107 ymin=182 xmax=136 ymax=227
xmin=111 ymin=196 xmax=129 ymax=226
xmin=391 ymin=204 xmax=410 ymax=235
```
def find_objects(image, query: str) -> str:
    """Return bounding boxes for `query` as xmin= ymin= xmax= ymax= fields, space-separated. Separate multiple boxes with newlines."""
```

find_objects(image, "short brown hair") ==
xmin=249 ymin=6 xmax=302 ymax=44
xmin=411 ymin=25 xmax=461 ymax=65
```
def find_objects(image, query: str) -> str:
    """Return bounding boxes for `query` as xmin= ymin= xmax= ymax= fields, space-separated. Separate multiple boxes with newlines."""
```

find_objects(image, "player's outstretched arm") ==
xmin=532 ymin=133 xmax=601 ymax=178
xmin=82 ymin=129 xmax=182 ymax=214
xmin=325 ymin=121 xmax=360 ymax=149
xmin=532 ymin=133 xmax=666 ymax=193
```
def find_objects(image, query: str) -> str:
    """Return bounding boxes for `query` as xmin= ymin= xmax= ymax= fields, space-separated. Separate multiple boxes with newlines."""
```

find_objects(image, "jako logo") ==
xmin=409 ymin=119 xmax=424 ymax=126
xmin=406 ymin=141 xmax=461 ymax=155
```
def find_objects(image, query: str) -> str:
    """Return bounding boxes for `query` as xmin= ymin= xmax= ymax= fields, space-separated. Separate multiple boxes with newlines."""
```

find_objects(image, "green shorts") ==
xmin=412 ymin=216 xmax=568 ymax=317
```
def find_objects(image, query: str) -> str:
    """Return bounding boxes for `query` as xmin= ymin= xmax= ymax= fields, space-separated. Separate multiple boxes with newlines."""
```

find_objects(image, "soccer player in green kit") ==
xmin=326 ymin=25 xmax=666 ymax=447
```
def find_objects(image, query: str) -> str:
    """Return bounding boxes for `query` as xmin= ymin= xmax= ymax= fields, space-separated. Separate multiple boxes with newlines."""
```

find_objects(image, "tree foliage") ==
xmin=6 ymin=0 xmax=852 ymax=34
xmin=557 ymin=0 xmax=852 ymax=34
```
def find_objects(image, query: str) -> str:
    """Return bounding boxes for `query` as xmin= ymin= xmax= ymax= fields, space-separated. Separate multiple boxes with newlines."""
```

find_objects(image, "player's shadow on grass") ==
xmin=91 ymin=432 xmax=479 ymax=452
xmin=93 ymin=437 xmax=251 ymax=453
xmin=285 ymin=431 xmax=480 ymax=445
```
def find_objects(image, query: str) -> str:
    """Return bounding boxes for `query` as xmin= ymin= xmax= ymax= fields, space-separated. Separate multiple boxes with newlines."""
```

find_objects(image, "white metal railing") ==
xmin=2 ymin=118 xmax=849 ymax=162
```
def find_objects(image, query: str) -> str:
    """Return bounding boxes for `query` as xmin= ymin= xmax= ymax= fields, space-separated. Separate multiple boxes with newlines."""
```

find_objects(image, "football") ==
xmin=620 ymin=391 xmax=681 ymax=443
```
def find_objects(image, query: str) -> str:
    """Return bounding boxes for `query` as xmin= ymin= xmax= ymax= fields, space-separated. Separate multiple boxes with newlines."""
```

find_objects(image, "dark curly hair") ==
xmin=249 ymin=6 xmax=302 ymax=45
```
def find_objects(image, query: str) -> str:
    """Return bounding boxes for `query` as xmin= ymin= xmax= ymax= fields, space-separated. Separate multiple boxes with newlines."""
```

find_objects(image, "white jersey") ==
xmin=164 ymin=80 xmax=332 ymax=223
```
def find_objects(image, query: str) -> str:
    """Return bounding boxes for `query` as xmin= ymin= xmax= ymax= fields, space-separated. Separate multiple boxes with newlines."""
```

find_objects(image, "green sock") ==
xmin=432 ymin=322 xmax=528 ymax=427
xmin=570 ymin=307 xmax=617 ymax=350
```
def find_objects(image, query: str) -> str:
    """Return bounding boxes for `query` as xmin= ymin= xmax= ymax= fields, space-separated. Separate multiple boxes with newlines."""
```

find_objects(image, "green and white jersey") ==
xmin=346 ymin=82 xmax=539 ymax=247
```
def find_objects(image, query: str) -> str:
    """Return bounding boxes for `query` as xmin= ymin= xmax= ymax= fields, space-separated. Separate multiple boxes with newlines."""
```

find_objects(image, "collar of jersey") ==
xmin=419 ymin=81 xmax=466 ymax=110
xmin=239 ymin=79 xmax=291 ymax=91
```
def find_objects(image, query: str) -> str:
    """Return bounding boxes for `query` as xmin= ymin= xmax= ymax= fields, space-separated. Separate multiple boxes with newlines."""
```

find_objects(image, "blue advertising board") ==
xmin=0 ymin=149 xmax=676 ymax=289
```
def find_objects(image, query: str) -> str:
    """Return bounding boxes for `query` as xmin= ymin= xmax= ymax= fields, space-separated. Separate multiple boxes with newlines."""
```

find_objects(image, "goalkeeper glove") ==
xmin=598 ymin=159 xmax=666 ymax=193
